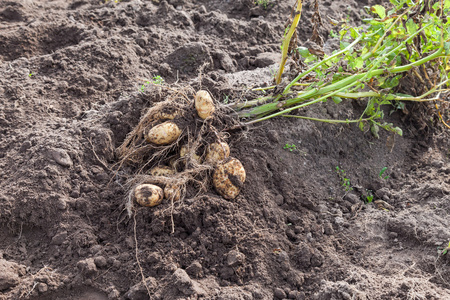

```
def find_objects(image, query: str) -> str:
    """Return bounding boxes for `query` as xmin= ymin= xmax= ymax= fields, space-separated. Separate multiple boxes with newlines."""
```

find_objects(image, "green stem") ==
xmin=281 ymin=34 xmax=366 ymax=96
xmin=365 ymin=2 xmax=417 ymax=58
xmin=282 ymin=114 xmax=376 ymax=123
xmin=238 ymin=46 xmax=445 ymax=118
xmin=239 ymin=70 xmax=383 ymax=118
xmin=252 ymin=86 xmax=276 ymax=91
xmin=244 ymin=78 xmax=364 ymax=125
xmin=390 ymin=47 xmax=444 ymax=73
xmin=334 ymin=92 xmax=380 ymax=98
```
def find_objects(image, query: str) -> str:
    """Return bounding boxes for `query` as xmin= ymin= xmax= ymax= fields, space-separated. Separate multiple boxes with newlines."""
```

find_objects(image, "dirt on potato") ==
xmin=0 ymin=0 xmax=449 ymax=299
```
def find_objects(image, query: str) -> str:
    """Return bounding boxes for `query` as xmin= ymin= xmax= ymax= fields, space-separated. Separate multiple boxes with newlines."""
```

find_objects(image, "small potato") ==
xmin=147 ymin=121 xmax=181 ymax=145
xmin=205 ymin=142 xmax=230 ymax=165
xmin=149 ymin=166 xmax=175 ymax=177
xmin=153 ymin=108 xmax=180 ymax=121
xmin=134 ymin=184 xmax=164 ymax=207
xmin=180 ymin=145 xmax=201 ymax=163
xmin=195 ymin=90 xmax=215 ymax=119
xmin=213 ymin=157 xmax=246 ymax=200
xmin=179 ymin=145 xmax=189 ymax=158
xmin=164 ymin=184 xmax=181 ymax=202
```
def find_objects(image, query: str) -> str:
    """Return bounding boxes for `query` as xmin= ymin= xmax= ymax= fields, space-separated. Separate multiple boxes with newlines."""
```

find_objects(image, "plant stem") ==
xmin=283 ymin=114 xmax=376 ymax=123
xmin=238 ymin=45 xmax=446 ymax=119
xmin=282 ymin=34 xmax=366 ymax=96
xmin=275 ymin=0 xmax=303 ymax=84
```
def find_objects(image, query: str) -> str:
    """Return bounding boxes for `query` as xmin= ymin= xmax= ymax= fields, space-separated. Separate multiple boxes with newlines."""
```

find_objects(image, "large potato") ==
xmin=213 ymin=157 xmax=246 ymax=200
xmin=146 ymin=121 xmax=181 ymax=145
xmin=195 ymin=90 xmax=215 ymax=119
xmin=134 ymin=184 xmax=164 ymax=207
xmin=205 ymin=142 xmax=230 ymax=165
xmin=149 ymin=166 xmax=176 ymax=177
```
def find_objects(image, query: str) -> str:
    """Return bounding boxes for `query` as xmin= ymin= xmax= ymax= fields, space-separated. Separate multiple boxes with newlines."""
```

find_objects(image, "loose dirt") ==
xmin=0 ymin=0 xmax=449 ymax=299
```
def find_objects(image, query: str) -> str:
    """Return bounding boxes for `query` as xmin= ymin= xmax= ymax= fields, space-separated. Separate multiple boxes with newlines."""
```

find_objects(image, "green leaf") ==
xmin=361 ymin=47 xmax=369 ymax=55
xmin=304 ymin=55 xmax=317 ymax=63
xmin=340 ymin=41 xmax=351 ymax=50
xmin=444 ymin=41 xmax=450 ymax=55
xmin=297 ymin=47 xmax=310 ymax=58
xmin=371 ymin=123 xmax=380 ymax=138
xmin=350 ymin=28 xmax=358 ymax=39
xmin=354 ymin=57 xmax=364 ymax=69
xmin=359 ymin=121 xmax=365 ymax=132
xmin=332 ymin=97 xmax=343 ymax=104
xmin=383 ymin=75 xmax=402 ymax=88
xmin=371 ymin=5 xmax=386 ymax=19
xmin=406 ymin=19 xmax=417 ymax=35
xmin=379 ymin=167 xmax=388 ymax=177
xmin=389 ymin=0 xmax=400 ymax=6
xmin=393 ymin=127 xmax=403 ymax=136
xmin=376 ymin=76 xmax=387 ymax=86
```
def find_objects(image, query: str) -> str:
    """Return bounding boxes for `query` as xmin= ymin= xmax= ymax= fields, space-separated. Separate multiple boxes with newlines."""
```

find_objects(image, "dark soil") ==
xmin=1 ymin=0 xmax=449 ymax=299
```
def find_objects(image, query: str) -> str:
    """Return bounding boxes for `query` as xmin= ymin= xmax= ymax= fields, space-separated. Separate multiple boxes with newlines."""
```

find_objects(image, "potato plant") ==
xmin=231 ymin=0 xmax=450 ymax=135
xmin=120 ymin=0 xmax=449 ymax=211
xmin=118 ymin=88 xmax=245 ymax=212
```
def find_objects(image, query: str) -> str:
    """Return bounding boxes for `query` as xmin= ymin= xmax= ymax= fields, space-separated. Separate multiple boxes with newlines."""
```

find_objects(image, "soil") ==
xmin=1 ymin=0 xmax=449 ymax=299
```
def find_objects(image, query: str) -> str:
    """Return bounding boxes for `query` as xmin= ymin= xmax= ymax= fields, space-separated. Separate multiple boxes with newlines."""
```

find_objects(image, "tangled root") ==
xmin=117 ymin=88 xmax=193 ymax=166
xmin=118 ymin=85 xmax=239 ymax=215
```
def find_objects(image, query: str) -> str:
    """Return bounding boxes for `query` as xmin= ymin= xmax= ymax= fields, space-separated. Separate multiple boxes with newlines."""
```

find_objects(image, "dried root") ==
xmin=117 ymin=86 xmax=245 ymax=216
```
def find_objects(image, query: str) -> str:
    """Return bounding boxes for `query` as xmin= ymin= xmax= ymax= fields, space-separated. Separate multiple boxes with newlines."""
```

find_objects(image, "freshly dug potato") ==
xmin=179 ymin=144 xmax=189 ymax=157
xmin=164 ymin=184 xmax=181 ymax=202
xmin=153 ymin=108 xmax=180 ymax=121
xmin=205 ymin=142 xmax=230 ymax=165
xmin=179 ymin=145 xmax=201 ymax=163
xmin=195 ymin=90 xmax=215 ymax=119
xmin=213 ymin=157 xmax=246 ymax=200
xmin=149 ymin=166 xmax=176 ymax=177
xmin=146 ymin=121 xmax=182 ymax=145
xmin=134 ymin=184 xmax=164 ymax=207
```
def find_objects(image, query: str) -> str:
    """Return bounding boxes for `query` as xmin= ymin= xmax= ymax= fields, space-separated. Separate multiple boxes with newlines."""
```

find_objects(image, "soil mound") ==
xmin=0 ymin=0 xmax=449 ymax=299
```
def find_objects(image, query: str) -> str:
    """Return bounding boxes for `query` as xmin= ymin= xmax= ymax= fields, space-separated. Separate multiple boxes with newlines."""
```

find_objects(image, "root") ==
xmin=116 ymin=83 xmax=243 ymax=236
xmin=133 ymin=211 xmax=152 ymax=297
xmin=117 ymin=85 xmax=195 ymax=166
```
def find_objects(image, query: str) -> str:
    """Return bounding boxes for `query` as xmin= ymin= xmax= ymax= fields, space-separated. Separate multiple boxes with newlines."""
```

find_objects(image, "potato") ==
xmin=180 ymin=145 xmax=201 ymax=163
xmin=134 ymin=184 xmax=164 ymax=207
xmin=146 ymin=121 xmax=181 ymax=145
xmin=153 ymin=108 xmax=180 ymax=121
xmin=213 ymin=157 xmax=246 ymax=200
xmin=179 ymin=144 xmax=189 ymax=158
xmin=195 ymin=90 xmax=215 ymax=119
xmin=164 ymin=184 xmax=181 ymax=202
xmin=205 ymin=142 xmax=230 ymax=165
xmin=149 ymin=166 xmax=175 ymax=177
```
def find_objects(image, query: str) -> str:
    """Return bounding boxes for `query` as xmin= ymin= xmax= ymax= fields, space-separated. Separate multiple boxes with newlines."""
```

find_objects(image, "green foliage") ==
xmin=238 ymin=0 xmax=450 ymax=134
xmin=283 ymin=143 xmax=297 ymax=152
xmin=140 ymin=75 xmax=165 ymax=92
xmin=379 ymin=167 xmax=389 ymax=179
xmin=329 ymin=29 xmax=338 ymax=38
xmin=336 ymin=166 xmax=353 ymax=192
xmin=223 ymin=94 xmax=230 ymax=104
xmin=439 ymin=241 xmax=450 ymax=255
xmin=255 ymin=0 xmax=272 ymax=9
xmin=363 ymin=189 xmax=374 ymax=203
